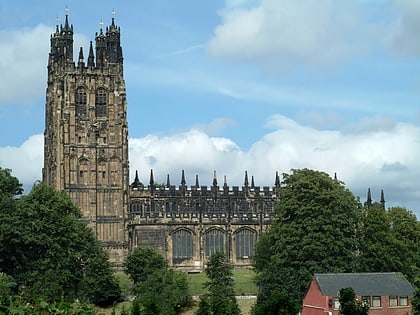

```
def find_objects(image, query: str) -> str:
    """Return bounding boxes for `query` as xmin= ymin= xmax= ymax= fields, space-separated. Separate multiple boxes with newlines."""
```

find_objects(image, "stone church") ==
xmin=43 ymin=14 xmax=278 ymax=269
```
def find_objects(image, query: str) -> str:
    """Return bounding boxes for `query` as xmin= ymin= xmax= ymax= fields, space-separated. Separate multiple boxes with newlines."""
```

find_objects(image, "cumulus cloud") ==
xmin=2 ymin=115 xmax=420 ymax=216
xmin=0 ymin=24 xmax=89 ymax=106
xmin=0 ymin=134 xmax=43 ymax=192
xmin=207 ymin=0 xmax=379 ymax=72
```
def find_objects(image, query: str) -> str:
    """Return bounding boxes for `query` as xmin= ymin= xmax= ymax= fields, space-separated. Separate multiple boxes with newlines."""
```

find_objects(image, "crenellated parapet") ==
xmin=127 ymin=169 xmax=280 ymax=269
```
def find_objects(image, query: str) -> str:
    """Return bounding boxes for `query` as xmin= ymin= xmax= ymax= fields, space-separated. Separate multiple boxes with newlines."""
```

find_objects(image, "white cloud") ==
xmin=207 ymin=0 xmax=379 ymax=72
xmin=0 ymin=24 xmax=89 ymax=106
xmin=2 ymin=115 xmax=420 ymax=217
xmin=0 ymin=134 xmax=43 ymax=192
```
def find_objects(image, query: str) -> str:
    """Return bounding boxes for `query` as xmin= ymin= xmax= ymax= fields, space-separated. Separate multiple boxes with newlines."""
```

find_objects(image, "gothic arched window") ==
xmin=235 ymin=229 xmax=255 ymax=259
xmin=205 ymin=229 xmax=224 ymax=257
xmin=95 ymin=88 xmax=107 ymax=117
xmin=172 ymin=229 xmax=193 ymax=264
xmin=75 ymin=88 xmax=87 ymax=117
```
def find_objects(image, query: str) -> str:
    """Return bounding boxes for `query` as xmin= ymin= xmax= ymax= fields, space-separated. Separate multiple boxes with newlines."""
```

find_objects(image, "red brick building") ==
xmin=302 ymin=273 xmax=414 ymax=315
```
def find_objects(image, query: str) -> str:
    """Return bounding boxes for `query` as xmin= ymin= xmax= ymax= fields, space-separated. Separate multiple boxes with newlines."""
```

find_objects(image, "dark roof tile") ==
xmin=314 ymin=272 xmax=414 ymax=297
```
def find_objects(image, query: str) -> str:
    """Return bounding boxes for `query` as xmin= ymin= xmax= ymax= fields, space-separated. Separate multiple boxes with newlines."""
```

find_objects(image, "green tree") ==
xmin=338 ymin=287 xmax=369 ymax=315
xmin=0 ymin=181 xmax=120 ymax=305
xmin=0 ymin=167 xmax=23 ymax=197
xmin=354 ymin=205 xmax=420 ymax=283
xmin=125 ymin=247 xmax=189 ymax=315
xmin=252 ymin=169 xmax=360 ymax=309
xmin=196 ymin=251 xmax=240 ymax=315
xmin=251 ymin=289 xmax=299 ymax=315
xmin=0 ymin=168 xmax=21 ymax=275
xmin=125 ymin=247 xmax=167 ymax=284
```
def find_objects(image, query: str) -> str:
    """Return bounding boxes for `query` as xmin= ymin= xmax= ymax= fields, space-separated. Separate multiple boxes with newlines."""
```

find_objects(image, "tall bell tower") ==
xmin=43 ymin=12 xmax=129 ymax=266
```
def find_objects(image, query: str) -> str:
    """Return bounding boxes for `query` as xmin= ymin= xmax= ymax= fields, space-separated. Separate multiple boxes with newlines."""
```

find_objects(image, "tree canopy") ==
xmin=0 ymin=171 xmax=120 ymax=305
xmin=252 ymin=169 xmax=361 ymax=310
xmin=125 ymin=247 xmax=189 ymax=315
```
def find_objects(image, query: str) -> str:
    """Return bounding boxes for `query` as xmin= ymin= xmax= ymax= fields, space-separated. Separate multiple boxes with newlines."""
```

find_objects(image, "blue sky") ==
xmin=1 ymin=0 xmax=420 ymax=217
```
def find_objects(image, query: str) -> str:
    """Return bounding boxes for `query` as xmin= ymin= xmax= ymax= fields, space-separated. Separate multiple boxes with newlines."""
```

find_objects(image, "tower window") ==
xmin=75 ymin=88 xmax=87 ymax=117
xmin=95 ymin=89 xmax=107 ymax=117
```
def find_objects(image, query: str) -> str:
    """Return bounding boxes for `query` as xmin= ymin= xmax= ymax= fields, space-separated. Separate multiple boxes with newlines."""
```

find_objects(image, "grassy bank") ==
xmin=187 ymin=268 xmax=258 ymax=295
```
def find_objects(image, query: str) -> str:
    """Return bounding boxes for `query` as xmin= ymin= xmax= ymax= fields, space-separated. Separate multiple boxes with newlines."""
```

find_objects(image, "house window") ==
xmin=235 ymin=229 xmax=255 ymax=258
xmin=205 ymin=229 xmax=224 ymax=257
xmin=372 ymin=296 xmax=381 ymax=307
xmin=95 ymin=89 xmax=107 ymax=117
xmin=400 ymin=296 xmax=408 ymax=306
xmin=334 ymin=298 xmax=340 ymax=309
xmin=389 ymin=296 xmax=398 ymax=307
xmin=172 ymin=229 xmax=192 ymax=264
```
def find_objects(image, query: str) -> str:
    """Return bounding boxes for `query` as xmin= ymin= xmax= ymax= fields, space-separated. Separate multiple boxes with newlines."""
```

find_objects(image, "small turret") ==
xmin=275 ymin=171 xmax=280 ymax=188
xmin=61 ymin=14 xmax=74 ymax=63
xmin=213 ymin=170 xmax=218 ymax=187
xmin=366 ymin=188 xmax=372 ymax=208
xmin=87 ymin=41 xmax=95 ymax=67
xmin=149 ymin=169 xmax=155 ymax=192
xmin=131 ymin=170 xmax=142 ymax=189
xmin=380 ymin=189 xmax=385 ymax=209
xmin=95 ymin=27 xmax=106 ymax=68
xmin=77 ymin=47 xmax=84 ymax=68
xmin=244 ymin=171 xmax=249 ymax=187
xmin=181 ymin=170 xmax=186 ymax=187
xmin=166 ymin=174 xmax=171 ymax=188
xmin=195 ymin=175 xmax=200 ymax=188
xmin=251 ymin=176 xmax=255 ymax=189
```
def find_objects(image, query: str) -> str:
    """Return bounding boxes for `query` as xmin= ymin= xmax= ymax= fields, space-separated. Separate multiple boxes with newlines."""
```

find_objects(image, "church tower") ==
xmin=43 ymin=13 xmax=129 ymax=266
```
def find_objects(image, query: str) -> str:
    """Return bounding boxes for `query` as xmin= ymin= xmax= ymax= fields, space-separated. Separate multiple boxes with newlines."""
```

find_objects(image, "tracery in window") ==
xmin=75 ymin=88 xmax=87 ymax=117
xmin=205 ymin=229 xmax=224 ymax=257
xmin=235 ymin=228 xmax=255 ymax=259
xmin=95 ymin=88 xmax=107 ymax=117
xmin=172 ymin=229 xmax=193 ymax=264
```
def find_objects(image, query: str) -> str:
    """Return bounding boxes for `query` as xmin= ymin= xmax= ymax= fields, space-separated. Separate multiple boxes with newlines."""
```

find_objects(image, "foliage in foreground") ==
xmin=125 ymin=247 xmax=190 ymax=315
xmin=338 ymin=287 xmax=369 ymax=315
xmin=196 ymin=251 xmax=241 ymax=315
xmin=252 ymin=169 xmax=360 ymax=311
xmin=252 ymin=168 xmax=420 ymax=313
xmin=0 ymin=168 xmax=121 ymax=306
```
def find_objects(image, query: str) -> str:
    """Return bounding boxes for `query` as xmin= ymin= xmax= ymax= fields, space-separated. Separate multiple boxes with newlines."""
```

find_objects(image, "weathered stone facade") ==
xmin=43 ymin=15 xmax=278 ymax=269
xmin=43 ymin=15 xmax=129 ymax=266
xmin=128 ymin=170 xmax=278 ymax=269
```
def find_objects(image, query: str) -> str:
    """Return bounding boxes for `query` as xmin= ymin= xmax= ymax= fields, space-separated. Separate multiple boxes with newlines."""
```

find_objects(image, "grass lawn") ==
xmin=106 ymin=269 xmax=258 ymax=314
xmin=187 ymin=268 xmax=258 ymax=295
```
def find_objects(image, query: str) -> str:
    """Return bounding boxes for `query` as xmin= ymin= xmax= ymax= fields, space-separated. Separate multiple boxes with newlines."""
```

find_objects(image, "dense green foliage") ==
xmin=354 ymin=205 xmax=420 ymax=283
xmin=124 ymin=247 xmax=167 ymax=284
xmin=125 ymin=247 xmax=190 ymax=315
xmin=252 ymin=168 xmax=420 ymax=312
xmin=338 ymin=287 xmax=369 ymax=315
xmin=251 ymin=289 xmax=299 ymax=315
xmin=0 ymin=168 xmax=121 ymax=305
xmin=253 ymin=169 xmax=360 ymax=310
xmin=196 ymin=251 xmax=240 ymax=315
